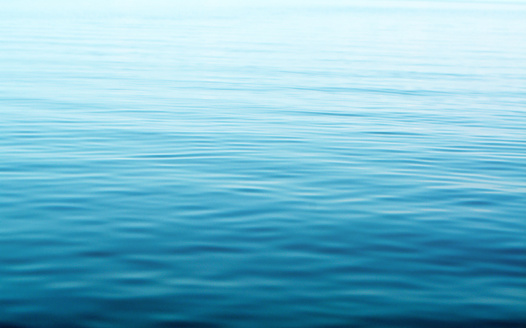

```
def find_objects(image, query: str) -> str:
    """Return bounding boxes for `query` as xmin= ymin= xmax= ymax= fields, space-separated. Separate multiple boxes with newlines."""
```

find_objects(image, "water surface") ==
xmin=1 ymin=1 xmax=525 ymax=327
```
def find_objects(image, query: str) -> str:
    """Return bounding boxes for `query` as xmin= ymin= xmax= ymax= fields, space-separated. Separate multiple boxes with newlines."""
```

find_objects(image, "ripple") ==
xmin=1 ymin=1 xmax=525 ymax=327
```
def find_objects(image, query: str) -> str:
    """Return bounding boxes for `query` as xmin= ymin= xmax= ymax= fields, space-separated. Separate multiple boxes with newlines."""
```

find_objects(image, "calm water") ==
xmin=1 ymin=1 xmax=525 ymax=327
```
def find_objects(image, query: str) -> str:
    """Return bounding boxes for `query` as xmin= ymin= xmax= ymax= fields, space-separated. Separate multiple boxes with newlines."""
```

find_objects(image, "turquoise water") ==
xmin=1 ymin=1 xmax=525 ymax=327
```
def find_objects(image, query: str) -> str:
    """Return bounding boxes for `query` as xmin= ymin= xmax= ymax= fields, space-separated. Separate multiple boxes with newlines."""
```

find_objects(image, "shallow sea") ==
xmin=0 ymin=1 xmax=525 ymax=327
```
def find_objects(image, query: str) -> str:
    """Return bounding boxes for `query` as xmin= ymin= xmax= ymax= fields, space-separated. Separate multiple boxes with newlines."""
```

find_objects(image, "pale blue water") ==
xmin=1 ymin=1 xmax=525 ymax=327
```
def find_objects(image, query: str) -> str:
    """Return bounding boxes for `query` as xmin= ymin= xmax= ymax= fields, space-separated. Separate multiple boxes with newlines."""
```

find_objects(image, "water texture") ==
xmin=1 ymin=1 xmax=525 ymax=327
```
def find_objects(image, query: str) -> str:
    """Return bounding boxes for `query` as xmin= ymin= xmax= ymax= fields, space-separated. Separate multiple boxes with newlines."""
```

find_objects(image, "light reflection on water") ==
xmin=0 ymin=1 xmax=525 ymax=327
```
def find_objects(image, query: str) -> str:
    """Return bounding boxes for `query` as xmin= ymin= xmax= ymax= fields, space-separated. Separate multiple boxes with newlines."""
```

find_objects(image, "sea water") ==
xmin=0 ymin=1 xmax=525 ymax=327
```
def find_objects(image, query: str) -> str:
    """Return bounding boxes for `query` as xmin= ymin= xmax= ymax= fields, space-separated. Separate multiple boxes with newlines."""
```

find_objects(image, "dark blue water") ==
xmin=1 ymin=1 xmax=525 ymax=327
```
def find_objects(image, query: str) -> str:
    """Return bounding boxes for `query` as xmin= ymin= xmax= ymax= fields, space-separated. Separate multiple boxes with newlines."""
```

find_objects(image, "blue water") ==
xmin=1 ymin=1 xmax=525 ymax=327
